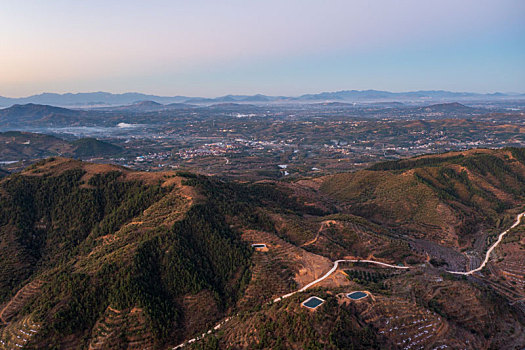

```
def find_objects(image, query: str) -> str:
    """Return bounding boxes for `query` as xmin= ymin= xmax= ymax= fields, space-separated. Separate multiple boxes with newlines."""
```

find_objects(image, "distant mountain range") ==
xmin=0 ymin=92 xmax=187 ymax=107
xmin=0 ymin=90 xmax=523 ymax=107
xmin=95 ymin=100 xmax=196 ymax=112
xmin=0 ymin=101 xmax=490 ymax=128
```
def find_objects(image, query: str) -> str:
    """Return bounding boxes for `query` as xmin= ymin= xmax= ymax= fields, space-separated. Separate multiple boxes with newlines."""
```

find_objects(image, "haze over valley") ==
xmin=1 ymin=0 xmax=525 ymax=349
xmin=1 ymin=93 xmax=524 ymax=181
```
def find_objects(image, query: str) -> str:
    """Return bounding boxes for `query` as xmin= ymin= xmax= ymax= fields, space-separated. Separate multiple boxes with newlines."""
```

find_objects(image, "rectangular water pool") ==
xmin=302 ymin=296 xmax=325 ymax=309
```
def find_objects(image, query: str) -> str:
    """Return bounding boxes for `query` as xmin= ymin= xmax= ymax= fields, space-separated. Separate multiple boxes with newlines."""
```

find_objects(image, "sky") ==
xmin=0 ymin=0 xmax=524 ymax=97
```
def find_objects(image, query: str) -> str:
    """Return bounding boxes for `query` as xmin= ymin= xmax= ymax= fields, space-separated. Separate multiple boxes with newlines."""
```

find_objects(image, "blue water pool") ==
xmin=302 ymin=296 xmax=325 ymax=309
xmin=347 ymin=291 xmax=368 ymax=300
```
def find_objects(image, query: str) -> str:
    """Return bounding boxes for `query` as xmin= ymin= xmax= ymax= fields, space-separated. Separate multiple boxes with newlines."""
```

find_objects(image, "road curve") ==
xmin=273 ymin=259 xmax=409 ymax=302
xmin=173 ymin=212 xmax=525 ymax=348
xmin=174 ymin=258 xmax=408 ymax=349
xmin=447 ymin=212 xmax=525 ymax=276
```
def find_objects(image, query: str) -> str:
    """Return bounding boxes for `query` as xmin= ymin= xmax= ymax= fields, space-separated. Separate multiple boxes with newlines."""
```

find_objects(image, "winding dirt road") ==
xmin=273 ymin=259 xmax=409 ymax=302
xmin=173 ymin=211 xmax=525 ymax=348
xmin=447 ymin=212 xmax=525 ymax=276
xmin=173 ymin=258 xmax=408 ymax=349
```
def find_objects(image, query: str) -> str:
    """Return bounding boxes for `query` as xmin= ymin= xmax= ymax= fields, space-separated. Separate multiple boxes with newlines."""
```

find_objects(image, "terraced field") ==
xmin=491 ymin=225 xmax=525 ymax=300
xmin=1 ymin=150 xmax=525 ymax=349
xmin=0 ymin=315 xmax=40 ymax=349
xmin=239 ymin=229 xmax=333 ymax=308
xmin=0 ymin=280 xmax=44 ymax=324
xmin=88 ymin=306 xmax=153 ymax=350
xmin=500 ymin=257 xmax=525 ymax=291
xmin=302 ymin=216 xmax=420 ymax=264
xmin=74 ymin=185 xmax=192 ymax=274
xmin=358 ymin=297 xmax=459 ymax=349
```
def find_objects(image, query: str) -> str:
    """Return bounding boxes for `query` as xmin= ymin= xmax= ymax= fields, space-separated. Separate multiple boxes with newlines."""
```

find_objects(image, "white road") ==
xmin=173 ymin=211 xmax=525 ymax=348
xmin=447 ymin=212 xmax=525 ymax=276
xmin=273 ymin=259 xmax=409 ymax=302
xmin=173 ymin=258 xmax=409 ymax=349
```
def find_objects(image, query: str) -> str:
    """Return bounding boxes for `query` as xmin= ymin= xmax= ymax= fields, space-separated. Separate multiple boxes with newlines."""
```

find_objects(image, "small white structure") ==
xmin=251 ymin=243 xmax=268 ymax=252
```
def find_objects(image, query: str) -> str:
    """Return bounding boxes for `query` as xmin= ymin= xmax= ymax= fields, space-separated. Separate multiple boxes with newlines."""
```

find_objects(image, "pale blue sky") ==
xmin=0 ymin=0 xmax=524 ymax=97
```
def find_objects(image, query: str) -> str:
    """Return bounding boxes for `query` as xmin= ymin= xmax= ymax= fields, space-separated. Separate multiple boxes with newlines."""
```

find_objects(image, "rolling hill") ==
xmin=320 ymin=149 xmax=525 ymax=246
xmin=0 ymin=159 xmax=257 ymax=348
xmin=0 ymin=104 xmax=99 ymax=127
xmin=0 ymin=150 xmax=524 ymax=349
xmin=0 ymin=131 xmax=122 ymax=161
xmin=71 ymin=138 xmax=123 ymax=157
xmin=0 ymin=131 xmax=73 ymax=160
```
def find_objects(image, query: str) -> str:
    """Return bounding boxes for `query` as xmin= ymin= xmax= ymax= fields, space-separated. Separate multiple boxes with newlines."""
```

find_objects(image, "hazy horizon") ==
xmin=1 ymin=0 xmax=524 ymax=97
xmin=1 ymin=88 xmax=525 ymax=100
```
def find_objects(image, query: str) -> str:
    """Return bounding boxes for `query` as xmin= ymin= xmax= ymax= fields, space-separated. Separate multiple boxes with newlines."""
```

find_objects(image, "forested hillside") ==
xmin=0 ymin=159 xmax=260 ymax=348
xmin=71 ymin=138 xmax=123 ymax=157
xmin=0 ymin=131 xmax=122 ymax=161
xmin=0 ymin=151 xmax=524 ymax=349
xmin=320 ymin=148 xmax=525 ymax=249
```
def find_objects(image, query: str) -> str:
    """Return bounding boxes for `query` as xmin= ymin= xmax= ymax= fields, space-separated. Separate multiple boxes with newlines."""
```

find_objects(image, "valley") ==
xmin=2 ymin=0 xmax=524 ymax=347
xmin=1 ymin=101 xmax=524 ymax=181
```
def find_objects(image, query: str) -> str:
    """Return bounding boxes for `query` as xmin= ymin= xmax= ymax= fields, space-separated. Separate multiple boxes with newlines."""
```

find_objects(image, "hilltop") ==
xmin=320 ymin=148 xmax=525 ymax=253
xmin=71 ymin=138 xmax=123 ymax=157
xmin=0 ymin=158 xmax=252 ymax=348
xmin=0 ymin=104 xmax=76 ymax=119
xmin=0 ymin=131 xmax=122 ymax=161
xmin=391 ymin=102 xmax=486 ymax=118
xmin=0 ymin=150 xmax=524 ymax=349
xmin=0 ymin=104 xmax=92 ymax=127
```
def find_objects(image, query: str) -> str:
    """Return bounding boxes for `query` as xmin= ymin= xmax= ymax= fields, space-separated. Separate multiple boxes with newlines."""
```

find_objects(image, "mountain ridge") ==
xmin=1 ymin=89 xmax=523 ymax=107
xmin=0 ymin=131 xmax=123 ymax=161
xmin=0 ymin=149 xmax=524 ymax=348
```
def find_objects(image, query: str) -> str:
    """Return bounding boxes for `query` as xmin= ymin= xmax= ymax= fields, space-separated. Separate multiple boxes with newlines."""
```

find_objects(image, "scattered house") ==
xmin=251 ymin=243 xmax=268 ymax=252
